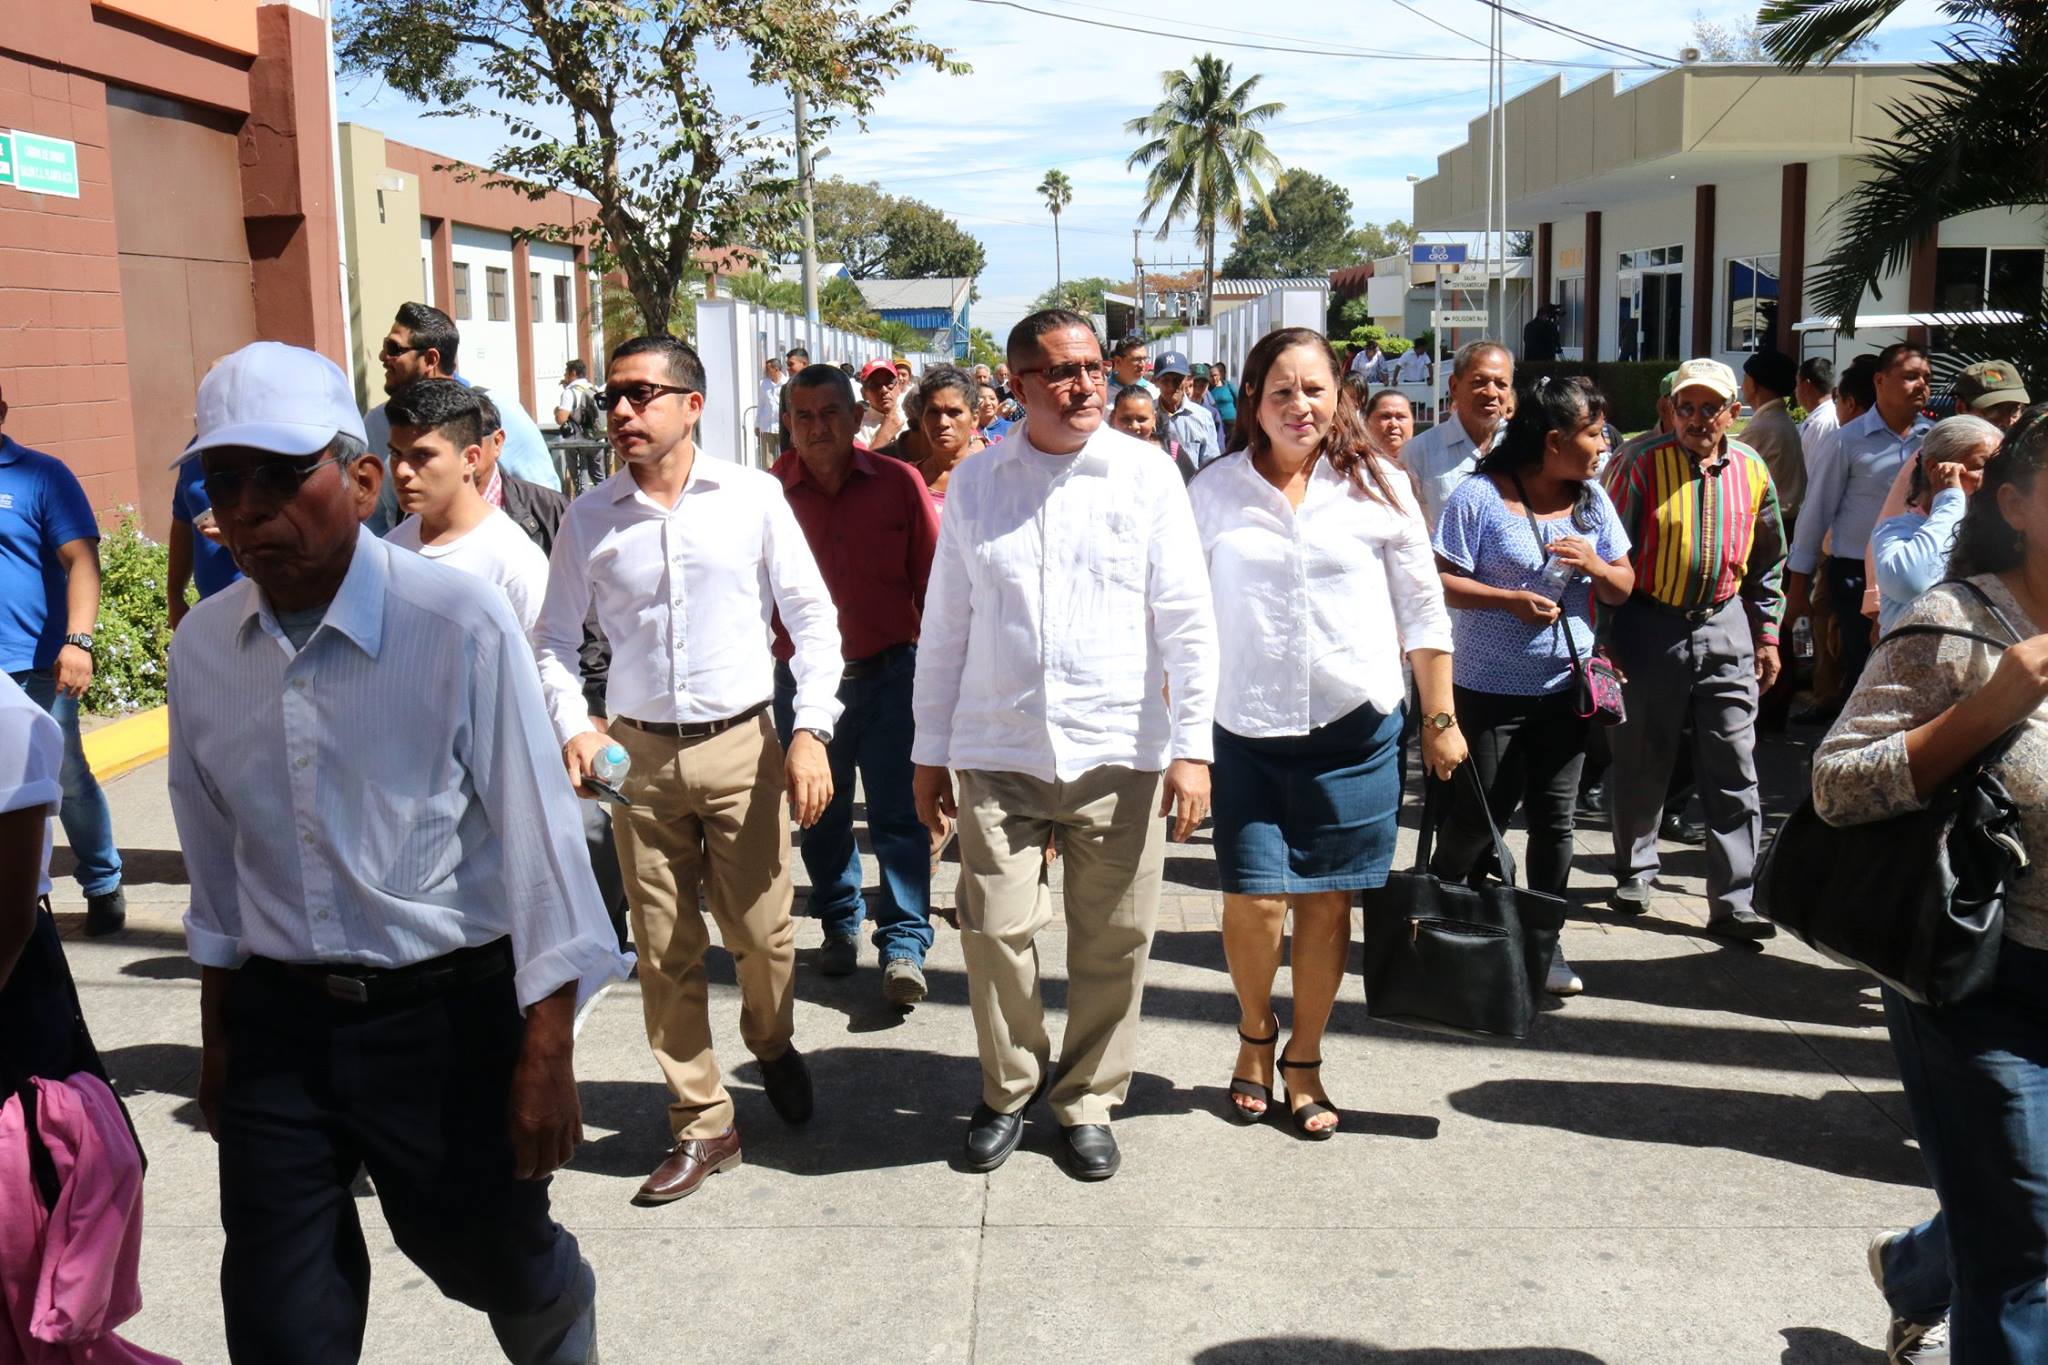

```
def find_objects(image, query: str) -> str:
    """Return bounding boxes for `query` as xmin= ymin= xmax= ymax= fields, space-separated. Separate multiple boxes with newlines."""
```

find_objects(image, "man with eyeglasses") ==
xmin=1601 ymin=357 xmax=1786 ymax=940
xmin=167 ymin=341 xmax=626 ymax=1363
xmin=912 ymin=308 xmax=1218 ymax=1182
xmin=0 ymin=377 xmax=126 ymax=935
xmin=364 ymin=302 xmax=558 ymax=534
xmin=533 ymin=335 xmax=842 ymax=1206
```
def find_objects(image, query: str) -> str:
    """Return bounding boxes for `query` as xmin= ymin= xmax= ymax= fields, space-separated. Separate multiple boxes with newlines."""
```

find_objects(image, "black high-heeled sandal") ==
xmin=1278 ymin=1054 xmax=1338 ymax=1140
xmin=1227 ymin=1025 xmax=1278 ymax=1123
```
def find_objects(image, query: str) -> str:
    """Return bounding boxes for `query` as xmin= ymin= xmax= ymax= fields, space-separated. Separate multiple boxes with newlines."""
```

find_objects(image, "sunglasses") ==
xmin=1018 ymin=360 xmax=1107 ymax=389
xmin=380 ymin=338 xmax=427 ymax=360
xmin=1674 ymin=399 xmax=1730 ymax=420
xmin=202 ymin=451 xmax=352 ymax=508
xmin=599 ymin=382 xmax=694 ymax=412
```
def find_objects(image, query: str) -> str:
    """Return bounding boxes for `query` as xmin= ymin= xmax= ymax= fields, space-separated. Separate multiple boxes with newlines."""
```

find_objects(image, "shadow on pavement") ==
xmin=1179 ymin=1082 xmax=1440 ymax=1141
xmin=1192 ymin=1339 xmax=1605 ymax=1363
xmin=97 ymin=1041 xmax=207 ymax=1132
xmin=1779 ymin=1326 xmax=1886 ymax=1363
xmin=120 ymin=954 xmax=201 ymax=981
xmin=1574 ymin=950 xmax=1884 ymax=1031
xmin=1447 ymin=1079 xmax=1925 ymax=1186
xmin=50 ymin=847 xmax=189 ymax=885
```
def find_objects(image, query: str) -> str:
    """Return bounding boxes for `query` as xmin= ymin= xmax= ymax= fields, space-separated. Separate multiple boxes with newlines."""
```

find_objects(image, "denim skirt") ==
xmin=1211 ymin=701 xmax=1404 ymax=895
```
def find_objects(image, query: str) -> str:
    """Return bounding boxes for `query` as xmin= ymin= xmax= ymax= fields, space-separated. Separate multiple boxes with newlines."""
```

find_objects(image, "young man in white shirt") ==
xmin=912 ymin=308 xmax=1219 ymax=1182
xmin=756 ymin=356 xmax=787 ymax=465
xmin=384 ymin=379 xmax=551 ymax=635
xmin=533 ymin=335 xmax=843 ymax=1206
xmin=168 ymin=342 xmax=624 ymax=1363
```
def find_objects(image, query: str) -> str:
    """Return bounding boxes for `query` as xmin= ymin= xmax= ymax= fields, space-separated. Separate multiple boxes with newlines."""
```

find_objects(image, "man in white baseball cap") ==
xmin=167 ymin=341 xmax=625 ymax=1362
xmin=1600 ymin=354 xmax=1787 ymax=941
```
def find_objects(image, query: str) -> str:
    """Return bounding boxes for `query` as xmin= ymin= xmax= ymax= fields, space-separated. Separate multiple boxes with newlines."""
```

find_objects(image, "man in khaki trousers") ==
xmin=534 ymin=336 xmax=844 ymax=1205
xmin=913 ymin=309 xmax=1219 ymax=1182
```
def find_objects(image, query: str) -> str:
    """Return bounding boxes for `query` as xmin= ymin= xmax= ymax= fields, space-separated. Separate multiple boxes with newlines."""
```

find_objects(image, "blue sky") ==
xmin=337 ymin=0 xmax=1954 ymax=342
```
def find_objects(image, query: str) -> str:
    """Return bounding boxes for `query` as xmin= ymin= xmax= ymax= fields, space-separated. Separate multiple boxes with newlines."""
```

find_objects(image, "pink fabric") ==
xmin=0 ymin=1075 xmax=178 ymax=1364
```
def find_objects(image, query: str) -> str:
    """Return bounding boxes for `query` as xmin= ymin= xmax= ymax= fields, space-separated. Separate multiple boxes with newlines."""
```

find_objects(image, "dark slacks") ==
xmin=1430 ymin=685 xmax=1588 ymax=898
xmin=1827 ymin=553 xmax=1876 ymax=694
xmin=217 ymin=956 xmax=595 ymax=1364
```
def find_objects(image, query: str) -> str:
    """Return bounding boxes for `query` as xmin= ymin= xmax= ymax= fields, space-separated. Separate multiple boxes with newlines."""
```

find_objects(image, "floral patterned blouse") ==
xmin=1812 ymin=574 xmax=2048 ymax=949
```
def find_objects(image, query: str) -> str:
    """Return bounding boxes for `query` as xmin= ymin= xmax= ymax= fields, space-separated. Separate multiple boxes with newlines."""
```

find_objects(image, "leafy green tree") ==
xmin=810 ymin=177 xmax=896 ymax=277
xmin=1350 ymin=219 xmax=1418 ymax=262
xmin=1032 ymin=275 xmax=1121 ymax=312
xmin=1757 ymin=0 xmax=2048 ymax=375
xmin=820 ymin=274 xmax=880 ymax=332
xmin=1220 ymin=168 xmax=1360 ymax=277
xmin=878 ymin=198 xmax=986 ymax=280
xmin=966 ymin=326 xmax=1001 ymax=367
xmin=872 ymin=318 xmax=927 ymax=354
xmin=336 ymin=0 xmax=963 ymax=334
xmin=1126 ymin=54 xmax=1285 ymax=324
xmin=1038 ymin=169 xmax=1073 ymax=293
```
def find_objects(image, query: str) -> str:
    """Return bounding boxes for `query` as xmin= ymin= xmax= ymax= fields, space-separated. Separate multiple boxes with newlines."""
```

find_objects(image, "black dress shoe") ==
xmin=817 ymin=936 xmax=857 ymax=977
xmin=963 ymin=1103 xmax=1024 ymax=1172
xmin=759 ymin=1046 xmax=812 ymax=1123
xmin=1705 ymin=908 xmax=1778 ymax=941
xmin=84 ymin=888 xmax=126 ymax=938
xmin=1611 ymin=876 xmax=1653 ymax=914
xmin=1659 ymin=811 xmax=1706 ymax=845
xmin=1058 ymin=1124 xmax=1120 ymax=1181
xmin=1576 ymin=783 xmax=1606 ymax=817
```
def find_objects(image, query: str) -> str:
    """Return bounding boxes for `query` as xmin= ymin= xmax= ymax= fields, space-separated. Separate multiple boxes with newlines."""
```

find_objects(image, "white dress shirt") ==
xmin=387 ymin=507 xmax=551 ymax=634
xmin=1395 ymin=350 xmax=1432 ymax=384
xmin=167 ymin=530 xmax=630 ymax=1010
xmin=1799 ymin=396 xmax=1839 ymax=447
xmin=1402 ymin=410 xmax=1500 ymax=533
xmin=533 ymin=453 xmax=843 ymax=745
xmin=757 ymin=376 xmax=784 ymax=435
xmin=912 ymin=421 xmax=1219 ymax=782
xmin=0 ymin=671 xmax=61 ymax=898
xmin=1191 ymin=451 xmax=1453 ymax=737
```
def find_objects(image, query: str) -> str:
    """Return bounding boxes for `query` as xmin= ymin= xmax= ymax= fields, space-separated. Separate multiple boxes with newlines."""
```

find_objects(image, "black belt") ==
xmin=1641 ymin=594 xmax=1737 ymax=626
xmin=616 ymin=700 xmax=768 ymax=741
xmin=247 ymin=937 xmax=511 ymax=1008
xmin=839 ymin=642 xmax=912 ymax=681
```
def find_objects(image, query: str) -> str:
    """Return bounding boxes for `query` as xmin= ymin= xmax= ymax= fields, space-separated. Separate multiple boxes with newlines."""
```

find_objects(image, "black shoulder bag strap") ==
xmin=1505 ymin=471 xmax=1598 ymax=693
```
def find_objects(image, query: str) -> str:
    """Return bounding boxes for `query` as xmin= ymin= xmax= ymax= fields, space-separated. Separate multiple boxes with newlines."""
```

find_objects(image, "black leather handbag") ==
xmin=1361 ymin=761 xmax=1569 ymax=1038
xmin=1757 ymin=587 xmax=2030 ymax=1008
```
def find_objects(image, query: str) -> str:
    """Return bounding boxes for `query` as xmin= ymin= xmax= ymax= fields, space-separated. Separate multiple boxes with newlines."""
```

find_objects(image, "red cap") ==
xmin=859 ymin=359 xmax=895 ymax=381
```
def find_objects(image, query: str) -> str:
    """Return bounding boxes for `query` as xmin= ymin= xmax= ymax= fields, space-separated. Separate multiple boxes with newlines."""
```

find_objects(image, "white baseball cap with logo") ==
xmin=1670 ymin=357 xmax=1738 ymax=403
xmin=177 ymin=341 xmax=367 ymax=464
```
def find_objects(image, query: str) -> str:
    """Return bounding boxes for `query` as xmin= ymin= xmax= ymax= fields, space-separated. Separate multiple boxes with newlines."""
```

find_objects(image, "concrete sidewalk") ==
xmin=47 ymin=734 xmax=1912 ymax=1364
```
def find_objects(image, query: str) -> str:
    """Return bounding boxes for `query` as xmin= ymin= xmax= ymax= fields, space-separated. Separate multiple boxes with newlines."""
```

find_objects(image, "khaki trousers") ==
xmin=609 ymin=711 xmax=796 ymax=1140
xmin=955 ymin=766 xmax=1166 ymax=1126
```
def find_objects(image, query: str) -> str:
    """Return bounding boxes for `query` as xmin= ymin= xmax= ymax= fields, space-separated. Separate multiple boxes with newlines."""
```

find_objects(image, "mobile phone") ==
xmin=585 ymin=775 xmax=634 ymax=808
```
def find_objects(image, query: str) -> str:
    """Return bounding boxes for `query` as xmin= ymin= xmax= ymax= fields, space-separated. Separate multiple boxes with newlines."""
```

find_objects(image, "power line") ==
xmin=963 ymin=0 xmax=1662 ymax=69
xmin=1468 ymin=0 xmax=1677 ymax=68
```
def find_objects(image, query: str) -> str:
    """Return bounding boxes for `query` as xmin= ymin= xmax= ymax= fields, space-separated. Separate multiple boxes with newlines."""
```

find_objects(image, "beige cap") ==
xmin=1670 ymin=357 xmax=1737 ymax=402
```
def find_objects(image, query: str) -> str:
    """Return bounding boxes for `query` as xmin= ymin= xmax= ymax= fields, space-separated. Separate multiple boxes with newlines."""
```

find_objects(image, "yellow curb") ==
xmin=82 ymin=706 xmax=168 ymax=782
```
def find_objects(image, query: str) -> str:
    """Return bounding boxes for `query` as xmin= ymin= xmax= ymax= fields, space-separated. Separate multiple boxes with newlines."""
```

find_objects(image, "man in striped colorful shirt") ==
xmin=1601 ymin=357 xmax=1786 ymax=939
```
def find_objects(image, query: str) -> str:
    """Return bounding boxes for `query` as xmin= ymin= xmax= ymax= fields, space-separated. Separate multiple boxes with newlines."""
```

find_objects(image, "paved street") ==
xmin=49 ymin=733 xmax=1915 ymax=1364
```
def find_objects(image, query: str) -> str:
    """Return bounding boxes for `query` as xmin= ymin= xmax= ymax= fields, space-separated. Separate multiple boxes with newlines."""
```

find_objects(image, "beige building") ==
xmin=1412 ymin=63 xmax=2048 ymax=367
xmin=338 ymin=123 xmax=601 ymax=422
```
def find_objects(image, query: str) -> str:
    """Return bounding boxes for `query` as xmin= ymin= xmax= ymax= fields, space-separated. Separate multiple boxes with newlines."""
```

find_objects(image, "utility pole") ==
xmin=793 ymin=85 xmax=820 ymax=330
xmin=1133 ymin=228 xmax=1145 ymax=334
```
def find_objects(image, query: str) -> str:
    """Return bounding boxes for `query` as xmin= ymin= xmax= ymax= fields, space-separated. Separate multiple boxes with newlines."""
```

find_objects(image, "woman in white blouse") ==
xmin=1189 ymin=327 xmax=1462 ymax=1139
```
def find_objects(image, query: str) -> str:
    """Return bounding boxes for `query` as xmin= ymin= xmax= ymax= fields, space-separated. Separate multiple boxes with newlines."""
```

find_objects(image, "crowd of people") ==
xmin=5 ymin=286 xmax=2048 ymax=1362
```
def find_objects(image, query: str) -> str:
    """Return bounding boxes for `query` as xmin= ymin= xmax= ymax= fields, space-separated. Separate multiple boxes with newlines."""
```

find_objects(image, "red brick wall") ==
xmin=0 ymin=53 xmax=137 ymax=518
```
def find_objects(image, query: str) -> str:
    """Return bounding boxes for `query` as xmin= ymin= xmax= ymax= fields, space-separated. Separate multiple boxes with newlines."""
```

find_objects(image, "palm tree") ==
xmin=1038 ymin=170 xmax=1073 ymax=297
xmin=1125 ymin=54 xmax=1285 ymax=326
xmin=1758 ymin=1 xmax=2048 ymax=374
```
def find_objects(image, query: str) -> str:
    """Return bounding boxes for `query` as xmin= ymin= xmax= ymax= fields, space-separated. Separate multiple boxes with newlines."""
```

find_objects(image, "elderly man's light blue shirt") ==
xmin=1403 ymin=411 xmax=1500 ymax=533
xmin=1790 ymin=406 xmax=1930 ymax=574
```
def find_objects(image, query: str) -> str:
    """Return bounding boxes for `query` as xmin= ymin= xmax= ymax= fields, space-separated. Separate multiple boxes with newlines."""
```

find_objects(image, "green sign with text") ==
xmin=0 ymin=129 xmax=79 ymax=198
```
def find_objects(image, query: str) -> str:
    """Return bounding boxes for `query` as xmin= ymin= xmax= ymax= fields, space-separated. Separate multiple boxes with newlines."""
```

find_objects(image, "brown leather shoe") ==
xmin=634 ymin=1128 xmax=742 ymax=1205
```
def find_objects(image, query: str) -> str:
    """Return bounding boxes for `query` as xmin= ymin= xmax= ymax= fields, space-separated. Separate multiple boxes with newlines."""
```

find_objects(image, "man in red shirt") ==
xmin=774 ymin=364 xmax=942 ymax=1003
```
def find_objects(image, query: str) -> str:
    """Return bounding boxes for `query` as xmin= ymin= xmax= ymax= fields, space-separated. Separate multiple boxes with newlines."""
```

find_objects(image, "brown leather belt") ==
xmin=247 ymin=937 xmax=511 ymax=1008
xmin=839 ymin=642 xmax=912 ymax=681
xmin=616 ymin=700 xmax=768 ymax=741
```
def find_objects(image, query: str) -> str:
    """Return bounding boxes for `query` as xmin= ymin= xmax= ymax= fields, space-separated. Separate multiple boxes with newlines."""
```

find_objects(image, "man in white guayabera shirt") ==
xmin=912 ymin=308 xmax=1219 ymax=1184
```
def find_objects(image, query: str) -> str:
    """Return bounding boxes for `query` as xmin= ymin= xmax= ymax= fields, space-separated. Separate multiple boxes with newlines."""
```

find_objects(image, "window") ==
xmin=553 ymin=275 xmax=572 ymax=325
xmin=1724 ymin=254 xmax=1781 ymax=352
xmin=1556 ymin=276 xmax=1585 ymax=352
xmin=452 ymin=262 xmax=472 ymax=321
xmin=486 ymin=267 xmax=509 ymax=322
xmin=1618 ymin=245 xmax=1684 ymax=272
xmin=1935 ymin=246 xmax=2047 ymax=313
xmin=1617 ymin=245 xmax=1685 ymax=363
xmin=420 ymin=258 xmax=431 ymax=305
xmin=529 ymin=271 xmax=543 ymax=320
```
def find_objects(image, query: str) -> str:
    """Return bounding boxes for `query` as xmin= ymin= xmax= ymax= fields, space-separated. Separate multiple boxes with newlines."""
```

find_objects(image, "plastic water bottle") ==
xmin=1536 ymin=553 xmax=1574 ymax=601
xmin=1791 ymin=615 xmax=1815 ymax=661
xmin=590 ymin=743 xmax=630 ymax=787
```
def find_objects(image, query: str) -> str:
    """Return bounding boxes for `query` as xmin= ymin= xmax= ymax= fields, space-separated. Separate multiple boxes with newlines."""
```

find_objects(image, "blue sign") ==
xmin=1410 ymin=242 xmax=1469 ymax=265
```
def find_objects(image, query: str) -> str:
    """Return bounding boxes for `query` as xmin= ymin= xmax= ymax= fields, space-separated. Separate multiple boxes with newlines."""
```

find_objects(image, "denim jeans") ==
xmin=12 ymin=670 xmax=122 ymax=897
xmin=1878 ymin=941 xmax=2048 ymax=1360
xmin=771 ymin=647 xmax=932 ymax=965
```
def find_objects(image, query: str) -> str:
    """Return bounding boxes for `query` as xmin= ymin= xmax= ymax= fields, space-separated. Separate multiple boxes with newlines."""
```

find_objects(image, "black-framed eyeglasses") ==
xmin=1017 ymin=360 xmax=1107 ymax=389
xmin=599 ymin=382 xmax=694 ymax=412
xmin=380 ymin=338 xmax=427 ymax=360
xmin=202 ymin=451 xmax=352 ymax=508
xmin=1674 ymin=398 xmax=1729 ymax=420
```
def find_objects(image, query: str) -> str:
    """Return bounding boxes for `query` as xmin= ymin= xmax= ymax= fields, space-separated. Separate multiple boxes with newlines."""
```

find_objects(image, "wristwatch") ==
xmin=64 ymin=632 xmax=94 ymax=655
xmin=799 ymin=727 xmax=832 ymax=746
xmin=1422 ymin=711 xmax=1457 ymax=733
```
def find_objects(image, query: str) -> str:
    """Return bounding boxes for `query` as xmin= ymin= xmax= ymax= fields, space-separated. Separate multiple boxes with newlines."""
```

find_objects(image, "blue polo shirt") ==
xmin=0 ymin=434 xmax=99 ymax=673
xmin=170 ymin=454 xmax=242 ymax=600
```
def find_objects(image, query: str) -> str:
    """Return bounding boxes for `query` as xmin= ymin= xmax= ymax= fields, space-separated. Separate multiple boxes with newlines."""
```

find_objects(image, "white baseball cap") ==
xmin=1670 ymin=357 xmax=1738 ymax=403
xmin=178 ymin=341 xmax=368 ymax=464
